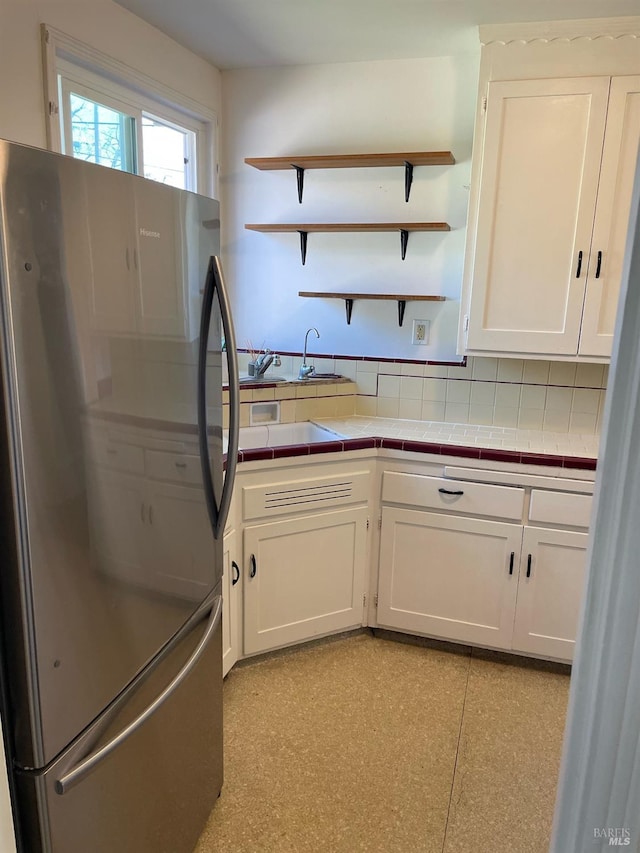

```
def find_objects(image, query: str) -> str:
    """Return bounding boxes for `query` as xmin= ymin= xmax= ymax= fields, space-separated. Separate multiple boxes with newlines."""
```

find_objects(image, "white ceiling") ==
xmin=113 ymin=0 xmax=640 ymax=70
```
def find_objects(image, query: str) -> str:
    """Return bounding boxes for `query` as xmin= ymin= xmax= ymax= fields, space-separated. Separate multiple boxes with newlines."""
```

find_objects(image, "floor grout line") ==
xmin=440 ymin=651 xmax=473 ymax=853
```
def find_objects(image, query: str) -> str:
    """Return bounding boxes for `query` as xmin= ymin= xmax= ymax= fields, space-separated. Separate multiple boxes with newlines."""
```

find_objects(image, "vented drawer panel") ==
xmin=243 ymin=471 xmax=370 ymax=520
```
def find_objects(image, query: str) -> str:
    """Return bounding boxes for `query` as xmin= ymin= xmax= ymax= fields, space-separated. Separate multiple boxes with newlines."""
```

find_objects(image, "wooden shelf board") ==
xmin=245 ymin=222 xmax=451 ymax=233
xmin=245 ymin=152 xmax=455 ymax=170
xmin=298 ymin=292 xmax=446 ymax=301
xmin=298 ymin=290 xmax=446 ymax=325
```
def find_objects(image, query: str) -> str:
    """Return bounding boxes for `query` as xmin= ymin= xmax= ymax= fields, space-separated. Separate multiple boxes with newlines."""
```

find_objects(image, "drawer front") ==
xmin=146 ymin=450 xmax=203 ymax=485
xmin=382 ymin=471 xmax=525 ymax=521
xmin=88 ymin=431 xmax=145 ymax=475
xmin=529 ymin=490 xmax=593 ymax=529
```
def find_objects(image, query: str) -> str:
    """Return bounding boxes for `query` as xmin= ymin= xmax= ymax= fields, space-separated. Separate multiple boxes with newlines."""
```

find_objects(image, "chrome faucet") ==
xmin=298 ymin=328 xmax=320 ymax=380
xmin=253 ymin=349 xmax=275 ymax=377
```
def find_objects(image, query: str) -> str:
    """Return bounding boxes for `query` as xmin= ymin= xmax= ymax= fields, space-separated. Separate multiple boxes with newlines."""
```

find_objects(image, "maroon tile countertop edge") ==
xmin=225 ymin=435 xmax=596 ymax=471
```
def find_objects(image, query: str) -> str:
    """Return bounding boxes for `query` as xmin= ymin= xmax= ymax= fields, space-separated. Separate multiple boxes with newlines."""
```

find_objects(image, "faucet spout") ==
xmin=254 ymin=349 xmax=274 ymax=377
xmin=298 ymin=327 xmax=320 ymax=380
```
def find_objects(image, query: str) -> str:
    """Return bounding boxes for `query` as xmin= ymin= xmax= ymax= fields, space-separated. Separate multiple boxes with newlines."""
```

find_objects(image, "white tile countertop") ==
xmin=314 ymin=416 xmax=601 ymax=458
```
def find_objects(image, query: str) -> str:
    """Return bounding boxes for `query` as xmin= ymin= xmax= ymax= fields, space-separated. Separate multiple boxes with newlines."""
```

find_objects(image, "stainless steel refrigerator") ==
xmin=0 ymin=139 xmax=240 ymax=852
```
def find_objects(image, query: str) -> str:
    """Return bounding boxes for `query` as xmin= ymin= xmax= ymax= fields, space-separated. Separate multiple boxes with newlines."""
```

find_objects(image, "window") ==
xmin=62 ymin=83 xmax=138 ymax=173
xmin=42 ymin=24 xmax=217 ymax=197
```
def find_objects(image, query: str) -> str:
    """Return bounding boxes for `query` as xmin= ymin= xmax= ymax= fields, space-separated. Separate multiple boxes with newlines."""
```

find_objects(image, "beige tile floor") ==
xmin=195 ymin=632 xmax=570 ymax=853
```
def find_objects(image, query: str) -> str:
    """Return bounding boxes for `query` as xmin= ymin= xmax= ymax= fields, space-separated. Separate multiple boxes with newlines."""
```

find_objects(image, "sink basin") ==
xmin=224 ymin=422 xmax=345 ymax=452
xmin=239 ymin=375 xmax=288 ymax=384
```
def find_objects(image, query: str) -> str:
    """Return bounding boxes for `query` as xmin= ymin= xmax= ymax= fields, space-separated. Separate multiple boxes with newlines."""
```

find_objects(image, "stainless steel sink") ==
xmin=238 ymin=375 xmax=288 ymax=384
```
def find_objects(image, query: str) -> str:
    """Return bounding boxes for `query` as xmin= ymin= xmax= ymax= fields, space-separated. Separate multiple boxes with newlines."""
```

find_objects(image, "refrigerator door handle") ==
xmin=54 ymin=593 xmax=222 ymax=796
xmin=198 ymin=255 xmax=240 ymax=541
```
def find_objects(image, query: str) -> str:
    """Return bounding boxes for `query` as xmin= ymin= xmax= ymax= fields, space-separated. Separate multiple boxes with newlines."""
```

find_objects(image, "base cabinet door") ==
xmin=512 ymin=526 xmax=589 ymax=661
xmin=243 ymin=508 xmax=368 ymax=655
xmin=377 ymin=508 xmax=522 ymax=650
xmin=222 ymin=529 xmax=240 ymax=676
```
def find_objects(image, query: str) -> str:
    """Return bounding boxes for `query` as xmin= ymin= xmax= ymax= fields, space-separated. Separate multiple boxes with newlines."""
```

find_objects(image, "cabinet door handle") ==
xmin=149 ymin=505 xmax=154 ymax=525
xmin=509 ymin=552 xmax=515 ymax=575
xmin=438 ymin=488 xmax=464 ymax=496
xmin=595 ymin=250 xmax=603 ymax=279
xmin=174 ymin=461 xmax=187 ymax=469
xmin=576 ymin=250 xmax=583 ymax=278
xmin=141 ymin=503 xmax=146 ymax=523
xmin=526 ymin=554 xmax=532 ymax=578
xmin=249 ymin=554 xmax=257 ymax=578
xmin=231 ymin=561 xmax=240 ymax=586
xmin=125 ymin=247 xmax=131 ymax=271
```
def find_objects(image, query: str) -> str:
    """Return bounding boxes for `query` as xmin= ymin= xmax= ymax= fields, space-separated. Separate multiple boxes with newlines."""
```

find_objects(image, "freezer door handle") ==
xmin=54 ymin=592 xmax=222 ymax=796
xmin=198 ymin=255 xmax=240 ymax=540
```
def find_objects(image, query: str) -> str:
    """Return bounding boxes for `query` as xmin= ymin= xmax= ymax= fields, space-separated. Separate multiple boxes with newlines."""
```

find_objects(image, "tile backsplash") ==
xmin=233 ymin=353 xmax=608 ymax=435
xmin=110 ymin=345 xmax=607 ymax=437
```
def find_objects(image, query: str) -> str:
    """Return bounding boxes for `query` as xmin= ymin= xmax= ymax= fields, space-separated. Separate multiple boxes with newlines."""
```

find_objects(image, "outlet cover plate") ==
xmin=412 ymin=320 xmax=430 ymax=345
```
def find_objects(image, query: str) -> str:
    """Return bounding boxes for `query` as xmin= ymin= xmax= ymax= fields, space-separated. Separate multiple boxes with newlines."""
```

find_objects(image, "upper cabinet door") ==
xmin=466 ymin=77 xmax=610 ymax=355
xmin=579 ymin=76 xmax=640 ymax=357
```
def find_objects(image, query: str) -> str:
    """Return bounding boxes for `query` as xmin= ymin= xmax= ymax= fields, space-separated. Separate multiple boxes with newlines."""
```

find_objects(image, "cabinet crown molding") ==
xmin=480 ymin=16 xmax=640 ymax=47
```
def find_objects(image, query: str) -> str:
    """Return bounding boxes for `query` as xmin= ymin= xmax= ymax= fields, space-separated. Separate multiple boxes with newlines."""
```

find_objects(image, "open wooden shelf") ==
xmin=245 ymin=222 xmax=450 ymax=264
xmin=298 ymin=291 xmax=446 ymax=326
xmin=245 ymin=151 xmax=455 ymax=202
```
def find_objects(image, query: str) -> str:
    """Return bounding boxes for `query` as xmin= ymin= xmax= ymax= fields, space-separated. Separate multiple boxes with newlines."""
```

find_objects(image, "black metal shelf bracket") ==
xmin=294 ymin=166 xmax=305 ymax=203
xmin=345 ymin=298 xmax=354 ymax=324
xmin=404 ymin=161 xmax=414 ymax=202
xmin=398 ymin=300 xmax=407 ymax=327
xmin=400 ymin=229 xmax=409 ymax=260
xmin=298 ymin=230 xmax=308 ymax=264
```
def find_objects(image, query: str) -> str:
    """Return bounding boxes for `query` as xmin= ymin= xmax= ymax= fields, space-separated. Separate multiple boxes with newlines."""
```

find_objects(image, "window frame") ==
xmin=41 ymin=23 xmax=218 ymax=198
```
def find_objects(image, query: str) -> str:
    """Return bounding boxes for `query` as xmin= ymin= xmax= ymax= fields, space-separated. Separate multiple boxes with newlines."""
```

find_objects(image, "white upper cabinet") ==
xmin=462 ymin=75 xmax=640 ymax=361
xmin=579 ymin=76 xmax=640 ymax=356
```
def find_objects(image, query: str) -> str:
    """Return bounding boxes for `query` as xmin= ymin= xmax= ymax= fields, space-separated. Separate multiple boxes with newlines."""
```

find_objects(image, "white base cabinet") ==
xmin=222 ymin=453 xmax=593 ymax=671
xmin=222 ymin=528 xmax=241 ymax=677
xmin=243 ymin=507 xmax=369 ymax=655
xmin=376 ymin=470 xmax=592 ymax=662
xmin=378 ymin=511 xmax=588 ymax=661
xmin=377 ymin=508 xmax=521 ymax=650
xmin=511 ymin=526 xmax=588 ymax=660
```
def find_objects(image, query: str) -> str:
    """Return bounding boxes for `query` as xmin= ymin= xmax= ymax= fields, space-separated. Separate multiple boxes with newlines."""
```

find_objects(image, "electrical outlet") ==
xmin=412 ymin=319 xmax=430 ymax=346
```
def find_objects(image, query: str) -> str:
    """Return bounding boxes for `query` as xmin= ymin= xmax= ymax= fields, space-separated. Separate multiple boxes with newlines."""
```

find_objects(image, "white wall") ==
xmin=221 ymin=53 xmax=479 ymax=361
xmin=0 ymin=0 xmax=222 ymax=149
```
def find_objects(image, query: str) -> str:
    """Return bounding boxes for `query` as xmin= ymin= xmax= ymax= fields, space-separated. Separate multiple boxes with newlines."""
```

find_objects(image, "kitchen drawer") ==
xmin=145 ymin=450 xmax=203 ymax=485
xmin=529 ymin=489 xmax=593 ymax=529
xmin=381 ymin=471 xmax=525 ymax=521
xmin=88 ymin=431 xmax=145 ymax=475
